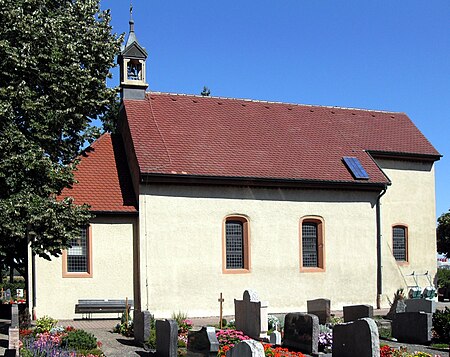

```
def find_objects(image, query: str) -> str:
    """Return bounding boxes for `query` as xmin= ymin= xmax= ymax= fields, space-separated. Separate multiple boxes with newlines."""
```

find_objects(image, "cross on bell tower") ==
xmin=118 ymin=2 xmax=148 ymax=100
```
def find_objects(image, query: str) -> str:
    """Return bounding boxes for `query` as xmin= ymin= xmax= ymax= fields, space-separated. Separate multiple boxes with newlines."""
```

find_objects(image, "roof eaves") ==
xmin=140 ymin=173 xmax=388 ymax=192
xmin=368 ymin=150 xmax=442 ymax=162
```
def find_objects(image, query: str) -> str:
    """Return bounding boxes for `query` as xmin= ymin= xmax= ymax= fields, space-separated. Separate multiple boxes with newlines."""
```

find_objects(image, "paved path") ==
xmin=58 ymin=319 xmax=148 ymax=357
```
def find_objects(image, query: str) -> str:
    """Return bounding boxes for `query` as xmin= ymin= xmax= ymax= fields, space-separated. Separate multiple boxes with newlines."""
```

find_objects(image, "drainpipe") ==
xmin=376 ymin=188 xmax=387 ymax=309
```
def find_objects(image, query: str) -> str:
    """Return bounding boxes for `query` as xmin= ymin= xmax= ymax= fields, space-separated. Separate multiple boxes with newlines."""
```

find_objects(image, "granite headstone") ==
xmin=283 ymin=313 xmax=319 ymax=355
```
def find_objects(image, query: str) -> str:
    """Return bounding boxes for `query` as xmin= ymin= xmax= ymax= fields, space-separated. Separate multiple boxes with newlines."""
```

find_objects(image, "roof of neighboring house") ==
xmin=60 ymin=133 xmax=137 ymax=213
xmin=122 ymin=92 xmax=440 ymax=187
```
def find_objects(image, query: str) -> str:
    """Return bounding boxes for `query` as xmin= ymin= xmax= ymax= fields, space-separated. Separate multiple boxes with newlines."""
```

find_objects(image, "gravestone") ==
xmin=391 ymin=312 xmax=432 ymax=344
xmin=404 ymin=299 xmax=436 ymax=314
xmin=4 ymin=350 xmax=16 ymax=357
xmin=307 ymin=298 xmax=330 ymax=324
xmin=385 ymin=299 xmax=406 ymax=320
xmin=234 ymin=290 xmax=268 ymax=340
xmin=8 ymin=326 xmax=19 ymax=357
xmin=283 ymin=313 xmax=319 ymax=355
xmin=10 ymin=304 xmax=18 ymax=329
xmin=269 ymin=331 xmax=281 ymax=345
xmin=134 ymin=310 xmax=153 ymax=346
xmin=187 ymin=326 xmax=219 ymax=357
xmin=156 ymin=319 xmax=178 ymax=357
xmin=332 ymin=318 xmax=379 ymax=357
xmin=343 ymin=305 xmax=373 ymax=322
xmin=226 ymin=339 xmax=265 ymax=357
xmin=5 ymin=289 xmax=11 ymax=302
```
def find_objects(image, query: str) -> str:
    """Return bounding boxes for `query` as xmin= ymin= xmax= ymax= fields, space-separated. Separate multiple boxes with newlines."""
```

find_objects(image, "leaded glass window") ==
xmin=226 ymin=220 xmax=244 ymax=269
xmin=67 ymin=227 xmax=89 ymax=273
xmin=302 ymin=222 xmax=318 ymax=267
xmin=393 ymin=226 xmax=407 ymax=261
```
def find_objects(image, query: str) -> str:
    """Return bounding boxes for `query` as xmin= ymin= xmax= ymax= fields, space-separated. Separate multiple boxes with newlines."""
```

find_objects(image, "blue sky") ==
xmin=101 ymin=0 xmax=450 ymax=218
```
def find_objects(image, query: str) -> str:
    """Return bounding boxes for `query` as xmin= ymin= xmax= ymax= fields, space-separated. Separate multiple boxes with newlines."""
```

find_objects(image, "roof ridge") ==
xmin=146 ymin=91 xmax=404 ymax=115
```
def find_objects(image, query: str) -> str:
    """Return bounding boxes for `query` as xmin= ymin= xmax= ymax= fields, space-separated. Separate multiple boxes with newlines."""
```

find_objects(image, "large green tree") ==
xmin=0 ymin=0 xmax=122 ymax=279
xmin=437 ymin=211 xmax=450 ymax=258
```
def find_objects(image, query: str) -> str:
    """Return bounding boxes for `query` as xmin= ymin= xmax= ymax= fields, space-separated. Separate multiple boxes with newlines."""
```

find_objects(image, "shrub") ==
xmin=268 ymin=315 xmax=280 ymax=331
xmin=62 ymin=329 xmax=98 ymax=351
xmin=437 ymin=268 xmax=450 ymax=288
xmin=432 ymin=307 xmax=450 ymax=342
xmin=34 ymin=315 xmax=57 ymax=333
xmin=147 ymin=329 xmax=156 ymax=349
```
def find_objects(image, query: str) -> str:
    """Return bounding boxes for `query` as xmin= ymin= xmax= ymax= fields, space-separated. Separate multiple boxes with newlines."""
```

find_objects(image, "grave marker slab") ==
xmin=134 ymin=310 xmax=153 ymax=346
xmin=156 ymin=319 xmax=178 ymax=357
xmin=10 ymin=304 xmax=18 ymax=329
xmin=404 ymin=299 xmax=436 ymax=314
xmin=332 ymin=318 xmax=379 ymax=357
xmin=187 ymin=326 xmax=219 ymax=357
xmin=234 ymin=290 xmax=268 ymax=339
xmin=269 ymin=331 xmax=281 ymax=345
xmin=225 ymin=340 xmax=265 ymax=357
xmin=391 ymin=312 xmax=432 ymax=344
xmin=307 ymin=298 xmax=330 ymax=324
xmin=283 ymin=313 xmax=319 ymax=355
xmin=343 ymin=305 xmax=373 ymax=323
xmin=8 ymin=327 xmax=19 ymax=357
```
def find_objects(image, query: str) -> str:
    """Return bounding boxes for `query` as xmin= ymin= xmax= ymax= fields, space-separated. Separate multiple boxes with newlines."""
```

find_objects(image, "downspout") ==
xmin=31 ymin=252 xmax=37 ymax=320
xmin=376 ymin=187 xmax=387 ymax=309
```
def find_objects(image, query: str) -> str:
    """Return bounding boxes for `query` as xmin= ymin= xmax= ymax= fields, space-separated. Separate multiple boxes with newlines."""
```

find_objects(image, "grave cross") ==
xmin=218 ymin=293 xmax=224 ymax=329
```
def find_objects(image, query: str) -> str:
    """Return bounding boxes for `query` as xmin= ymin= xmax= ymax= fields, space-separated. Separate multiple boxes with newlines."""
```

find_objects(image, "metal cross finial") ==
xmin=130 ymin=1 xmax=133 ymax=19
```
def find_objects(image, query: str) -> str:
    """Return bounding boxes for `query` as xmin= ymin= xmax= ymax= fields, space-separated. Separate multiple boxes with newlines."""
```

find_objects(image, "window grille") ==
xmin=226 ymin=220 xmax=244 ymax=269
xmin=302 ymin=222 xmax=318 ymax=267
xmin=67 ymin=227 xmax=88 ymax=273
xmin=393 ymin=226 xmax=406 ymax=261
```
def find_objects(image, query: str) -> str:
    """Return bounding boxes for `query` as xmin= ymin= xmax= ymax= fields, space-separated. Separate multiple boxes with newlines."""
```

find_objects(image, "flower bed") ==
xmin=380 ymin=345 xmax=443 ymax=357
xmin=20 ymin=316 xmax=103 ymax=357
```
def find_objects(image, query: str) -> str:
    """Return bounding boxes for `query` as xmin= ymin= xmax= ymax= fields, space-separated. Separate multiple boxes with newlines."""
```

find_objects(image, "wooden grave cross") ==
xmin=218 ymin=292 xmax=224 ymax=329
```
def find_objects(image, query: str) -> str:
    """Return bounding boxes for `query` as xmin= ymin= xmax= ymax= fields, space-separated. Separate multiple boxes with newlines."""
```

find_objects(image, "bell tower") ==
xmin=118 ymin=3 xmax=148 ymax=100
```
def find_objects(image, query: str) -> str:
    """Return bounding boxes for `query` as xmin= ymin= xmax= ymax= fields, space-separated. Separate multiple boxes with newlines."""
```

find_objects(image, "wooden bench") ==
xmin=75 ymin=299 xmax=133 ymax=319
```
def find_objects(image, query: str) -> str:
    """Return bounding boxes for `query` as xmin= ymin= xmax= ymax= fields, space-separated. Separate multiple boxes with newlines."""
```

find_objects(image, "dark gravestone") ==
xmin=343 ymin=305 xmax=373 ymax=323
xmin=391 ymin=312 xmax=432 ymax=344
xmin=234 ymin=290 xmax=269 ymax=340
xmin=283 ymin=313 xmax=319 ymax=355
xmin=156 ymin=319 xmax=178 ymax=357
xmin=4 ymin=289 xmax=11 ymax=302
xmin=307 ymin=298 xmax=330 ymax=324
xmin=187 ymin=326 xmax=219 ymax=357
xmin=4 ymin=349 xmax=16 ymax=357
xmin=134 ymin=310 xmax=153 ymax=346
xmin=332 ymin=318 xmax=379 ymax=357
xmin=225 ymin=340 xmax=265 ymax=357
xmin=404 ymin=299 xmax=436 ymax=314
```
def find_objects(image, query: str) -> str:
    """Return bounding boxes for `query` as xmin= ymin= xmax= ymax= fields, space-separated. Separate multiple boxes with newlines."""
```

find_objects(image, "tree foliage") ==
xmin=0 ymin=0 xmax=122 ymax=276
xmin=437 ymin=211 xmax=450 ymax=258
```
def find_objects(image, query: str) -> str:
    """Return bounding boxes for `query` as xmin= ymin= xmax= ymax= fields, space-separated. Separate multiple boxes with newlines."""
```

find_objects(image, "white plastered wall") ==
xmin=31 ymin=216 xmax=135 ymax=320
xmin=139 ymin=184 xmax=379 ymax=317
xmin=376 ymin=159 xmax=437 ymax=305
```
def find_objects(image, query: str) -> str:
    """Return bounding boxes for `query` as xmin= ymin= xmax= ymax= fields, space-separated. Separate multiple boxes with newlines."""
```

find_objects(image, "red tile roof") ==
xmin=60 ymin=133 xmax=137 ymax=213
xmin=123 ymin=93 xmax=439 ymax=186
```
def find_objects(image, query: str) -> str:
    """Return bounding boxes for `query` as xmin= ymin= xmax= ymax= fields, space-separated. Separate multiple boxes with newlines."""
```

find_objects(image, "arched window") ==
xmin=300 ymin=217 xmax=325 ymax=271
xmin=393 ymin=225 xmax=408 ymax=262
xmin=223 ymin=216 xmax=250 ymax=273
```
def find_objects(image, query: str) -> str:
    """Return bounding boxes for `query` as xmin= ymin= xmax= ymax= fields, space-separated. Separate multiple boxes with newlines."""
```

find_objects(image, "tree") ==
xmin=437 ymin=211 xmax=450 ymax=258
xmin=0 ymin=0 xmax=122 ymax=279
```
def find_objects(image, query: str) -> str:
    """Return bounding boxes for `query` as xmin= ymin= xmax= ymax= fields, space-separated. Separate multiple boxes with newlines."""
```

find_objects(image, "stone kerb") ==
xmin=391 ymin=312 xmax=432 ymax=345
xmin=307 ymin=298 xmax=331 ymax=325
xmin=225 ymin=339 xmax=265 ymax=357
xmin=343 ymin=304 xmax=374 ymax=323
xmin=283 ymin=312 xmax=319 ymax=355
xmin=156 ymin=319 xmax=178 ymax=357
xmin=332 ymin=318 xmax=380 ymax=357
xmin=187 ymin=326 xmax=219 ymax=357
xmin=234 ymin=290 xmax=268 ymax=340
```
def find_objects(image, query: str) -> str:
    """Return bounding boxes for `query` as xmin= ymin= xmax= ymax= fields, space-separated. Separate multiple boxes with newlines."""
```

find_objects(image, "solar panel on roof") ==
xmin=342 ymin=156 xmax=369 ymax=180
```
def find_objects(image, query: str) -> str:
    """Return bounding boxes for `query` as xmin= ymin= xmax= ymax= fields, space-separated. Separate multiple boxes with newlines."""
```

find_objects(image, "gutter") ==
xmin=376 ymin=187 xmax=387 ymax=309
